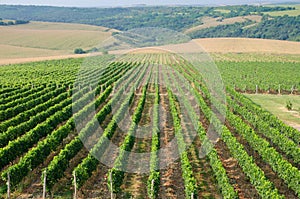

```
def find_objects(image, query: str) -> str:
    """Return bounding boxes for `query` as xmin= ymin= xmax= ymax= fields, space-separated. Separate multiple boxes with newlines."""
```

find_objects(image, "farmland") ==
xmin=0 ymin=21 xmax=113 ymax=60
xmin=0 ymin=2 xmax=299 ymax=199
xmin=0 ymin=51 xmax=299 ymax=198
xmin=262 ymin=4 xmax=300 ymax=16
xmin=184 ymin=15 xmax=262 ymax=34
xmin=246 ymin=94 xmax=300 ymax=131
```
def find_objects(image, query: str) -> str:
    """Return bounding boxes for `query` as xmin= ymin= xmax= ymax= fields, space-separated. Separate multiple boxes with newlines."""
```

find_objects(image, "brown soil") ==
xmin=226 ymin=121 xmax=298 ymax=198
xmin=122 ymin=87 xmax=154 ymax=198
xmin=229 ymin=97 xmax=300 ymax=168
xmin=157 ymin=69 xmax=185 ymax=199
xmin=12 ymin=129 xmax=78 ymax=199
xmin=215 ymin=139 xmax=260 ymax=199
xmin=79 ymin=85 xmax=142 ymax=198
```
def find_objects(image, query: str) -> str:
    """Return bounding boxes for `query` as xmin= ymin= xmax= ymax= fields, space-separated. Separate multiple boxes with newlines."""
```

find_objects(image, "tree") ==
xmin=286 ymin=100 xmax=293 ymax=111
xmin=74 ymin=48 xmax=86 ymax=54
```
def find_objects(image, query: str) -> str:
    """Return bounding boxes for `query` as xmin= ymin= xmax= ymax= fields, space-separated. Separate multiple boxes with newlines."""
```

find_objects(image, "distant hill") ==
xmin=0 ymin=21 xmax=113 ymax=61
xmin=0 ymin=4 xmax=299 ymax=41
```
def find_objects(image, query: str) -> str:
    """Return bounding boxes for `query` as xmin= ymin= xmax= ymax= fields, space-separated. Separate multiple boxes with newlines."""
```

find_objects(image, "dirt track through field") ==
xmin=157 ymin=67 xmax=185 ymax=198
xmin=122 ymin=85 xmax=154 ymax=198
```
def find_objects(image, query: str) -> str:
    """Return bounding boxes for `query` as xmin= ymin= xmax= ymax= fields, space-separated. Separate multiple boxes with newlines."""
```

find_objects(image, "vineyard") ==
xmin=0 ymin=53 xmax=299 ymax=199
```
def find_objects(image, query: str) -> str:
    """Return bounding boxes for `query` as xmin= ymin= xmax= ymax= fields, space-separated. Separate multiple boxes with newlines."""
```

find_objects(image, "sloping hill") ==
xmin=194 ymin=37 xmax=300 ymax=54
xmin=0 ymin=21 xmax=114 ymax=60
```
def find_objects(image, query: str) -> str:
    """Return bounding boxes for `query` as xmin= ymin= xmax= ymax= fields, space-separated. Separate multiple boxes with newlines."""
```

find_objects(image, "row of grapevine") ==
xmin=48 ymin=62 xmax=146 ymax=190
xmin=0 ymin=90 xmax=69 ymax=133
xmin=167 ymin=89 xmax=198 ymax=198
xmin=227 ymin=96 xmax=300 ymax=164
xmin=44 ymin=85 xmax=113 ymax=190
xmin=0 ymin=103 xmax=73 ymax=169
xmin=42 ymin=62 xmax=135 ymax=189
xmin=0 ymin=73 xmax=114 ymax=169
xmin=74 ymin=63 xmax=149 ymax=189
xmin=73 ymin=93 xmax=134 ymax=188
xmin=226 ymin=111 xmax=300 ymax=196
xmin=192 ymin=82 xmax=285 ymax=198
xmin=0 ymin=96 xmax=72 ymax=148
xmin=0 ymin=85 xmax=45 ymax=105
xmin=108 ymin=85 xmax=147 ymax=193
xmin=217 ymin=61 xmax=300 ymax=93
xmin=0 ymin=86 xmax=67 ymax=121
xmin=0 ymin=61 xmax=131 ymax=138
xmin=0 ymin=61 xmax=131 ymax=190
xmin=170 ymin=58 xmax=284 ymax=198
xmin=227 ymin=87 xmax=300 ymax=144
xmin=0 ymin=87 xmax=19 ymax=96
xmin=0 ymin=85 xmax=58 ymax=111
xmin=221 ymin=124 xmax=284 ymax=198
xmin=147 ymin=75 xmax=160 ymax=198
xmin=1 ymin=119 xmax=74 ymax=187
xmin=164 ymin=64 xmax=236 ymax=198
xmin=173 ymin=76 xmax=237 ymax=198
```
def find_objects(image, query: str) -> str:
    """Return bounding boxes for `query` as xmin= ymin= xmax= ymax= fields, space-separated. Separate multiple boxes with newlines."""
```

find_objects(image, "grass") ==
xmin=214 ymin=9 xmax=231 ymax=14
xmin=0 ymin=21 xmax=113 ymax=59
xmin=262 ymin=4 xmax=300 ymax=16
xmin=10 ymin=21 xmax=114 ymax=31
xmin=184 ymin=15 xmax=262 ymax=34
xmin=245 ymin=94 xmax=300 ymax=130
xmin=0 ymin=44 xmax=67 ymax=59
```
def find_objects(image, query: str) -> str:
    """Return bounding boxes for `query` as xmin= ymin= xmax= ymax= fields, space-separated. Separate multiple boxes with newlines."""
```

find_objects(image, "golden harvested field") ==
xmin=0 ymin=51 xmax=92 ymax=65
xmin=1 ymin=30 xmax=300 ymax=65
xmin=0 ymin=21 xmax=113 ymax=61
xmin=194 ymin=38 xmax=300 ymax=54
xmin=184 ymin=15 xmax=262 ymax=34
xmin=9 ymin=21 xmax=115 ymax=31
xmin=0 ymin=44 xmax=67 ymax=59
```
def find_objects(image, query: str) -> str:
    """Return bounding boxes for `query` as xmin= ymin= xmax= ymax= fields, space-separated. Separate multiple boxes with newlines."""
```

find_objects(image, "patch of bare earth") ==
xmin=184 ymin=15 xmax=262 ymax=34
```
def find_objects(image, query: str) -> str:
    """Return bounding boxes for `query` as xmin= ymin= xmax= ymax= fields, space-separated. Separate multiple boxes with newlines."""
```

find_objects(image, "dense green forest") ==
xmin=189 ymin=15 xmax=300 ymax=41
xmin=0 ymin=4 xmax=299 ymax=41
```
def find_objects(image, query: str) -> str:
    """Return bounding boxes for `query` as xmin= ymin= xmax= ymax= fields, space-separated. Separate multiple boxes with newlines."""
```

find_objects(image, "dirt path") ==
xmin=215 ymin=139 xmax=260 ymax=199
xmin=0 ymin=53 xmax=94 ymax=65
xmin=176 ymin=103 xmax=222 ymax=198
xmin=157 ymin=71 xmax=185 ymax=198
xmin=122 ymin=86 xmax=154 ymax=198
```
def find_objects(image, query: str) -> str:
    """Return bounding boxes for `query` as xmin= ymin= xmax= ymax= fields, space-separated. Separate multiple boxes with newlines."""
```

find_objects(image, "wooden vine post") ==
xmin=151 ymin=179 xmax=154 ymax=199
xmin=110 ymin=172 xmax=113 ymax=199
xmin=7 ymin=171 xmax=10 ymax=199
xmin=73 ymin=171 xmax=77 ymax=199
xmin=43 ymin=170 xmax=47 ymax=199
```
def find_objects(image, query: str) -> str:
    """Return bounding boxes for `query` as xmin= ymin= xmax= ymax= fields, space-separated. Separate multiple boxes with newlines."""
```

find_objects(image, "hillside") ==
xmin=194 ymin=37 xmax=300 ymax=54
xmin=0 ymin=4 xmax=299 ymax=41
xmin=1 ymin=36 xmax=300 ymax=65
xmin=0 ymin=21 xmax=113 ymax=60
